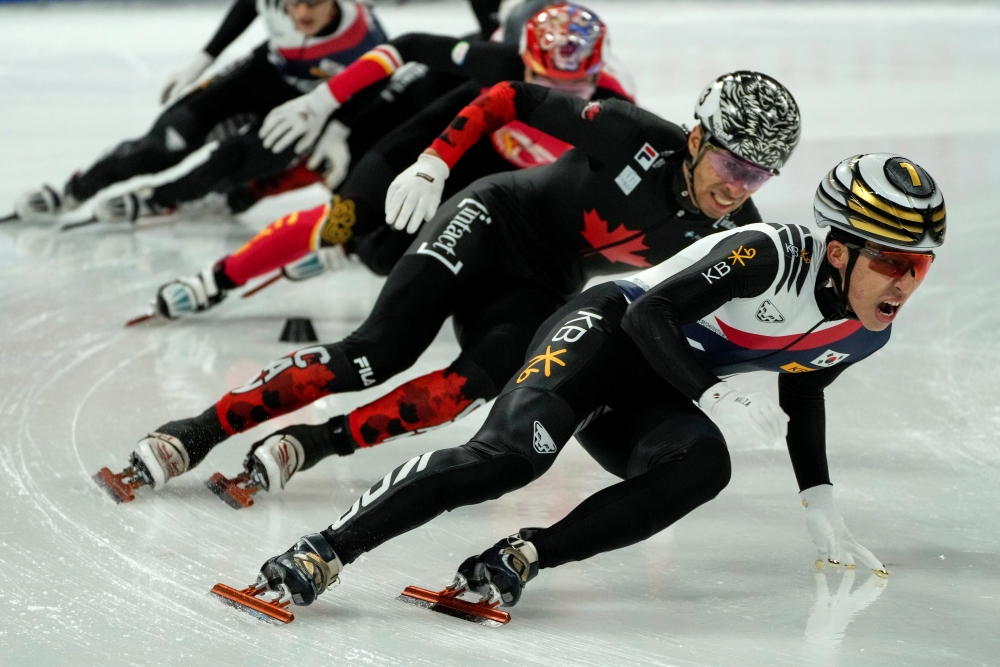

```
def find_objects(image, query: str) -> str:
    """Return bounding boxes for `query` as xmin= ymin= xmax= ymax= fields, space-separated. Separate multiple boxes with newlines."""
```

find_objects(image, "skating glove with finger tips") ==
xmin=697 ymin=381 xmax=789 ymax=445
xmin=307 ymin=120 xmax=351 ymax=190
xmin=384 ymin=153 xmax=449 ymax=234
xmin=161 ymin=51 xmax=214 ymax=105
xmin=800 ymin=484 xmax=888 ymax=577
xmin=260 ymin=84 xmax=341 ymax=155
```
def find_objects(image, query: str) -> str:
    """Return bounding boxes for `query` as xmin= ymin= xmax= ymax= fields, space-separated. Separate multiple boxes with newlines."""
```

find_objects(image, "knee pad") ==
xmin=467 ymin=387 xmax=578 ymax=480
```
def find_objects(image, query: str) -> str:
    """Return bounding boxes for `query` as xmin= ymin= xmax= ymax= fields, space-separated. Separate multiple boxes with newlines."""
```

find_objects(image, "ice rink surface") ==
xmin=1 ymin=1 xmax=999 ymax=665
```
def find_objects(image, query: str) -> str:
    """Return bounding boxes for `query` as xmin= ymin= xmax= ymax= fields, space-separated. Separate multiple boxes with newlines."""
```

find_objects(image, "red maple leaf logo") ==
xmin=580 ymin=209 xmax=651 ymax=267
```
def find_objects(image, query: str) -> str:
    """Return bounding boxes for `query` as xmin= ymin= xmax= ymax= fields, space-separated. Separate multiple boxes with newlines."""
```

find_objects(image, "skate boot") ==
xmin=456 ymin=529 xmax=540 ymax=607
xmin=155 ymin=265 xmax=226 ymax=319
xmin=13 ymin=183 xmax=80 ymax=222
xmin=92 ymin=432 xmax=191 ymax=503
xmin=94 ymin=186 xmax=174 ymax=224
xmin=205 ymin=431 xmax=305 ymax=509
xmin=206 ymin=420 xmax=356 ymax=509
xmin=211 ymin=533 xmax=343 ymax=623
xmin=281 ymin=245 xmax=348 ymax=282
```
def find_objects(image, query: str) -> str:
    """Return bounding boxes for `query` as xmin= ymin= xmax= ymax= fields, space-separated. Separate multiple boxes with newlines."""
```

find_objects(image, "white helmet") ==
xmin=814 ymin=154 xmax=945 ymax=251
xmin=694 ymin=71 xmax=800 ymax=173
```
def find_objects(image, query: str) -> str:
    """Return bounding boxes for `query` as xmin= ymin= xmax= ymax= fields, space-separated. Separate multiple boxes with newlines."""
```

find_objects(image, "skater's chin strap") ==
xmin=816 ymin=250 xmax=860 ymax=322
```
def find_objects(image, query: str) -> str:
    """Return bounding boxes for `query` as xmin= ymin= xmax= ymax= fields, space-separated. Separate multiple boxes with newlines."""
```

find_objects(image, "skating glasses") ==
xmin=854 ymin=246 xmax=935 ymax=281
xmin=703 ymin=144 xmax=773 ymax=192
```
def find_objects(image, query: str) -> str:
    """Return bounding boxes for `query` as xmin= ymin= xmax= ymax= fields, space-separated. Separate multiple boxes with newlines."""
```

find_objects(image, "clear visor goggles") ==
xmin=854 ymin=245 xmax=935 ymax=281
xmin=703 ymin=144 xmax=774 ymax=192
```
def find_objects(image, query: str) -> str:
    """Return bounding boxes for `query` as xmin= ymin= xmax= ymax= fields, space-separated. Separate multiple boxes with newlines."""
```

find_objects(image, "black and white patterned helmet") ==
xmin=814 ymin=154 xmax=946 ymax=251
xmin=694 ymin=71 xmax=801 ymax=173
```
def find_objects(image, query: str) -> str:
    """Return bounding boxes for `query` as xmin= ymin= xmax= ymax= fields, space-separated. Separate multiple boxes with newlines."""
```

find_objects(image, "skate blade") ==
xmin=125 ymin=311 xmax=159 ymax=328
xmin=92 ymin=467 xmax=136 ymax=503
xmin=397 ymin=586 xmax=510 ymax=627
xmin=204 ymin=472 xmax=257 ymax=509
xmin=58 ymin=215 xmax=98 ymax=232
xmin=210 ymin=583 xmax=293 ymax=624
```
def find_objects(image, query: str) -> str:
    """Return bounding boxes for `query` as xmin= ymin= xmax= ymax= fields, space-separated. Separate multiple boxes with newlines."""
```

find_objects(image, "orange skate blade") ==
xmin=92 ymin=467 xmax=137 ymax=503
xmin=397 ymin=586 xmax=510 ymax=627
xmin=210 ymin=583 xmax=294 ymax=624
xmin=204 ymin=472 xmax=257 ymax=509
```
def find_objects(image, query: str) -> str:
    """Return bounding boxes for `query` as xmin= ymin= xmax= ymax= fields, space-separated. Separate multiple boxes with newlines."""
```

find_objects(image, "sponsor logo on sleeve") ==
xmin=728 ymin=245 xmax=757 ymax=266
xmin=756 ymin=300 xmax=785 ymax=323
xmin=614 ymin=165 xmax=642 ymax=196
xmin=532 ymin=421 xmax=557 ymax=454
xmin=811 ymin=350 xmax=850 ymax=368
xmin=780 ymin=361 xmax=815 ymax=373
xmin=634 ymin=143 xmax=659 ymax=171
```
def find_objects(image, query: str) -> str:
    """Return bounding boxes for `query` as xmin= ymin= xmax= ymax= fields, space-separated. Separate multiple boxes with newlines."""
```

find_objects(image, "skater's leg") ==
xmin=532 ymin=402 xmax=730 ymax=569
xmin=315 ymin=285 xmax=629 ymax=562
xmin=149 ymin=125 xmax=296 ymax=209
xmin=340 ymin=284 xmax=565 ymax=450
xmin=70 ymin=49 xmax=291 ymax=202
xmin=218 ymin=201 xmax=334 ymax=287
xmin=322 ymin=386 xmax=580 ymax=564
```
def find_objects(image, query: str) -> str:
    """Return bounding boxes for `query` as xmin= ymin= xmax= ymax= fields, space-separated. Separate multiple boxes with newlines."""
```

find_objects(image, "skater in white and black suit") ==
xmin=13 ymin=0 xmax=387 ymax=223
xmin=251 ymin=153 xmax=945 ymax=611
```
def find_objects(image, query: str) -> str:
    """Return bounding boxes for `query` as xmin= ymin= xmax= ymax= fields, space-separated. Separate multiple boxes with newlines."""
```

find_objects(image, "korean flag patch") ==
xmin=811 ymin=349 xmax=850 ymax=368
xmin=634 ymin=143 xmax=659 ymax=171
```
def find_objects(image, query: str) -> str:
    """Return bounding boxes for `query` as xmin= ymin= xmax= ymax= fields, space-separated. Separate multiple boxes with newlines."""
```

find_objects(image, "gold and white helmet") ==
xmin=814 ymin=154 xmax=946 ymax=251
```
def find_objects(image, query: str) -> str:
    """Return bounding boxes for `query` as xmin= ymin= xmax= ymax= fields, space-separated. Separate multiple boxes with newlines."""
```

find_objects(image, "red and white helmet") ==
xmin=520 ymin=3 xmax=606 ymax=81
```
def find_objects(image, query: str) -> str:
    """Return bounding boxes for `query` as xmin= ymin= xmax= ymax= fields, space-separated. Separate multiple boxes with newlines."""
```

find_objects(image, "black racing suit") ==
xmin=156 ymin=84 xmax=761 ymax=475
xmin=313 ymin=225 xmax=878 ymax=574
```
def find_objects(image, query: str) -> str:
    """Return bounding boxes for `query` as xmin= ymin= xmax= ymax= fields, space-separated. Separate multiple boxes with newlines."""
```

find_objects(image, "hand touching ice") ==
xmin=800 ymin=484 xmax=888 ymax=577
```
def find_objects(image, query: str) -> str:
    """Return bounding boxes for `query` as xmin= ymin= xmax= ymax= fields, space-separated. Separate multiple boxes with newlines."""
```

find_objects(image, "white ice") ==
xmin=1 ymin=1 xmax=999 ymax=665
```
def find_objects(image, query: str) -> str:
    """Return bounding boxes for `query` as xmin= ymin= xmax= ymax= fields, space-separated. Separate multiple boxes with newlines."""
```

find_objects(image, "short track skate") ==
xmin=397 ymin=585 xmax=510 ymax=627
xmin=210 ymin=576 xmax=294 ymax=624
xmin=92 ymin=466 xmax=146 ymax=503
xmin=204 ymin=471 xmax=261 ymax=509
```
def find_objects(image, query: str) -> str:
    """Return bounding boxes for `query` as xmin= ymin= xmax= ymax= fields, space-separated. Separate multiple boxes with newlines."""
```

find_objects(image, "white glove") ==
xmin=384 ymin=153 xmax=449 ymax=234
xmin=260 ymin=84 xmax=341 ymax=155
xmin=307 ymin=120 xmax=351 ymax=190
xmin=697 ymin=381 xmax=789 ymax=445
xmin=161 ymin=51 xmax=214 ymax=105
xmin=800 ymin=484 xmax=888 ymax=577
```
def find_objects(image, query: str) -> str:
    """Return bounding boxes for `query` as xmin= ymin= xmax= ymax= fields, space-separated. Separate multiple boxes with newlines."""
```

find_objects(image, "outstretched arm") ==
xmin=429 ymin=80 xmax=645 ymax=169
xmin=161 ymin=0 xmax=258 ymax=105
xmin=203 ymin=0 xmax=258 ymax=59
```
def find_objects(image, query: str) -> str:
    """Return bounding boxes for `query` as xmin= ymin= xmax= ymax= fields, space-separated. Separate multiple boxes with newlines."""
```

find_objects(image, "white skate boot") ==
xmin=14 ymin=183 xmax=80 ymax=222
xmin=95 ymin=186 xmax=173 ymax=223
xmin=248 ymin=433 xmax=306 ymax=492
xmin=281 ymin=245 xmax=348 ymax=282
xmin=93 ymin=432 xmax=191 ymax=503
xmin=155 ymin=266 xmax=226 ymax=319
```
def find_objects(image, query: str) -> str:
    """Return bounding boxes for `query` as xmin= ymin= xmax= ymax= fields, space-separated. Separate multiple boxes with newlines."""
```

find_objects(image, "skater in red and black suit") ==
xmin=149 ymin=2 xmax=633 ymax=319
xmin=242 ymin=154 xmax=944 ymax=615
xmin=96 ymin=68 xmax=801 ymax=506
